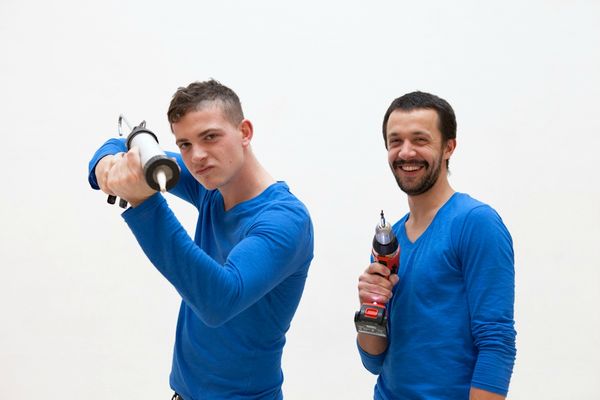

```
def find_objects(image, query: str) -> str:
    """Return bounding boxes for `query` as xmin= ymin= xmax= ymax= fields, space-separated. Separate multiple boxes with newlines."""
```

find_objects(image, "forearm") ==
xmin=355 ymin=262 xmax=398 ymax=374
xmin=470 ymin=387 xmax=505 ymax=400
xmin=123 ymin=193 xmax=310 ymax=327
xmin=123 ymin=194 xmax=245 ymax=326
xmin=357 ymin=333 xmax=388 ymax=356
xmin=356 ymin=336 xmax=387 ymax=375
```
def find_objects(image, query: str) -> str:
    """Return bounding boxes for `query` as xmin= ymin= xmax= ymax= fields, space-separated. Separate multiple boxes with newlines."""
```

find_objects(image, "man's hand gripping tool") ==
xmin=354 ymin=211 xmax=400 ymax=338
xmin=107 ymin=115 xmax=180 ymax=208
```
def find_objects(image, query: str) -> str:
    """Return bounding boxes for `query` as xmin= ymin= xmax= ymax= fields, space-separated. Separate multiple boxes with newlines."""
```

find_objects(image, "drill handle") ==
xmin=373 ymin=250 xmax=400 ymax=275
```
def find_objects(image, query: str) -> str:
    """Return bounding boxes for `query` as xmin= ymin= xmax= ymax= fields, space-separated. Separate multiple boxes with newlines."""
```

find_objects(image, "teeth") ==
xmin=401 ymin=164 xmax=421 ymax=171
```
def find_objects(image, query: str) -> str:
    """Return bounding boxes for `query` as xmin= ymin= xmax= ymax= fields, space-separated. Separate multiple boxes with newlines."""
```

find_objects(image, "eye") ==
xmin=178 ymin=142 xmax=190 ymax=150
xmin=202 ymin=132 xmax=221 ymax=142
xmin=388 ymin=138 xmax=401 ymax=147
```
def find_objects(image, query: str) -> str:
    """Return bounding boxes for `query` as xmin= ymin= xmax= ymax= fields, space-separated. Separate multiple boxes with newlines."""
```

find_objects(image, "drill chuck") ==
xmin=372 ymin=211 xmax=399 ymax=274
xmin=373 ymin=234 xmax=399 ymax=261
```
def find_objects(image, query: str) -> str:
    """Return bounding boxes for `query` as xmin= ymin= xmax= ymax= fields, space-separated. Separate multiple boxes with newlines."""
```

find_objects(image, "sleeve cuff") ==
xmin=122 ymin=192 xmax=166 ymax=222
xmin=357 ymin=339 xmax=386 ymax=375
xmin=88 ymin=138 xmax=127 ymax=189
xmin=470 ymin=349 xmax=515 ymax=396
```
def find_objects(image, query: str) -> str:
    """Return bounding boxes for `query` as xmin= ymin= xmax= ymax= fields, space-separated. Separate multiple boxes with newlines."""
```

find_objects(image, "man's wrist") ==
xmin=127 ymin=194 xmax=153 ymax=208
xmin=357 ymin=333 xmax=388 ymax=355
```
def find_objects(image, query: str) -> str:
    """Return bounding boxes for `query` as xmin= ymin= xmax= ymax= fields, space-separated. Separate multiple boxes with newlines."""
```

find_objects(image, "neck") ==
xmin=406 ymin=172 xmax=455 ymax=225
xmin=219 ymin=149 xmax=275 ymax=211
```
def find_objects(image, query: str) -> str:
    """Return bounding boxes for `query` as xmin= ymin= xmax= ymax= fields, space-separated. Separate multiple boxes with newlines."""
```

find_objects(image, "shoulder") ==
xmin=246 ymin=182 xmax=313 ymax=236
xmin=445 ymin=193 xmax=505 ymax=227
xmin=447 ymin=193 xmax=512 ymax=251
xmin=447 ymin=192 xmax=489 ymax=212
xmin=244 ymin=183 xmax=314 ymax=259
xmin=259 ymin=182 xmax=311 ymax=220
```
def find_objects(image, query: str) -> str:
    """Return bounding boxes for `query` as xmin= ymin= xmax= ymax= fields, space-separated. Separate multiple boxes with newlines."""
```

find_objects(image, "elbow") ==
xmin=473 ymin=322 xmax=517 ymax=361
xmin=174 ymin=261 xmax=244 ymax=328
xmin=185 ymin=292 xmax=241 ymax=328
xmin=199 ymin=311 xmax=234 ymax=328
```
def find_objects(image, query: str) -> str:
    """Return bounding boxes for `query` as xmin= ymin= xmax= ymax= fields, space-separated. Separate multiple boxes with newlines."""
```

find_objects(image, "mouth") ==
xmin=195 ymin=166 xmax=213 ymax=176
xmin=393 ymin=160 xmax=427 ymax=173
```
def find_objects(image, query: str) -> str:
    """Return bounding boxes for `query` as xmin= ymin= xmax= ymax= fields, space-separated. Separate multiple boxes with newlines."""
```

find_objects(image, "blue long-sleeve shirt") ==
xmin=89 ymin=139 xmax=314 ymax=399
xmin=358 ymin=193 xmax=516 ymax=399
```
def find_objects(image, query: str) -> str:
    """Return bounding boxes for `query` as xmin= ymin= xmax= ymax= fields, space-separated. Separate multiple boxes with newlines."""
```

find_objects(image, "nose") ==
xmin=396 ymin=140 xmax=416 ymax=160
xmin=191 ymin=146 xmax=208 ymax=164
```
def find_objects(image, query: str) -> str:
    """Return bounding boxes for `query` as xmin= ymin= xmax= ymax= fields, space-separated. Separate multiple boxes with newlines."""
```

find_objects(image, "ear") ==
xmin=239 ymin=119 xmax=253 ymax=147
xmin=444 ymin=138 xmax=456 ymax=161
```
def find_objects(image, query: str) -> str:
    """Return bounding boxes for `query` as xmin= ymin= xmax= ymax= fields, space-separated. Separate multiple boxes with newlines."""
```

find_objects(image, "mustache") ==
xmin=392 ymin=159 xmax=428 ymax=168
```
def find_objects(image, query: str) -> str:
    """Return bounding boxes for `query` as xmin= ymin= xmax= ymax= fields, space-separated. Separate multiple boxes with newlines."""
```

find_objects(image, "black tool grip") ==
xmin=107 ymin=194 xmax=127 ymax=208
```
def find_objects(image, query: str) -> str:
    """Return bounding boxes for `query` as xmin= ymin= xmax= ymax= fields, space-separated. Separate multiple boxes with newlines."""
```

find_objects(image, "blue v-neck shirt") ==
xmin=359 ymin=193 xmax=516 ymax=399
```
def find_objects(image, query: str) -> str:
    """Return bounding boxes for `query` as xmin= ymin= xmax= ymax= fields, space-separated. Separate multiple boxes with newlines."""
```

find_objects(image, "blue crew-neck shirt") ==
xmin=89 ymin=139 xmax=314 ymax=399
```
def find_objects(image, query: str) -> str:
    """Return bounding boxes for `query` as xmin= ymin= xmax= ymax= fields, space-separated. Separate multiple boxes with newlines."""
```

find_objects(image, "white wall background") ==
xmin=1 ymin=1 xmax=599 ymax=398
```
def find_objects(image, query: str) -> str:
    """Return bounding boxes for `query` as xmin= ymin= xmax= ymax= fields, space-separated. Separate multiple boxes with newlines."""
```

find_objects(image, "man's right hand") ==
xmin=356 ymin=262 xmax=399 ymax=355
xmin=357 ymin=262 xmax=399 ymax=305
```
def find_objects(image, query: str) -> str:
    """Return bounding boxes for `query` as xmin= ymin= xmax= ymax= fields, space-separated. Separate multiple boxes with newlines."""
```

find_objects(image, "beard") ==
xmin=391 ymin=154 xmax=443 ymax=196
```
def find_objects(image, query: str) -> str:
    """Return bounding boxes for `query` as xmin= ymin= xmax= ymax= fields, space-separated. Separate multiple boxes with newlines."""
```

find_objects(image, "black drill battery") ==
xmin=354 ymin=303 xmax=388 ymax=337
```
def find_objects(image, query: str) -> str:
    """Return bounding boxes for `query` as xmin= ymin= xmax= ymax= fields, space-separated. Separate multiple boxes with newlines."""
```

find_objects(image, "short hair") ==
xmin=382 ymin=91 xmax=457 ymax=148
xmin=167 ymin=79 xmax=244 ymax=127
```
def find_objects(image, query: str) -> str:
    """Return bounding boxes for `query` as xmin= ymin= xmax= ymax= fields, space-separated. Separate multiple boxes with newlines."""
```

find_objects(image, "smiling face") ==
xmin=173 ymin=103 xmax=252 ymax=191
xmin=386 ymin=108 xmax=455 ymax=196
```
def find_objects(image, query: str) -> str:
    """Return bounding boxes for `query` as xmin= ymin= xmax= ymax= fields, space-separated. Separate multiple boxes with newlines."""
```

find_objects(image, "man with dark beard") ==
xmin=356 ymin=92 xmax=516 ymax=400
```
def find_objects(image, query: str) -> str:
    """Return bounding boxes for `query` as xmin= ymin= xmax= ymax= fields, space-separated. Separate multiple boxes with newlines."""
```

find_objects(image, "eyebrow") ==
xmin=388 ymin=130 xmax=432 ymax=139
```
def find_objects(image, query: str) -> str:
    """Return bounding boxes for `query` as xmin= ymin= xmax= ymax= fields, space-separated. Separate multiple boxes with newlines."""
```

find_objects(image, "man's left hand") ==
xmin=105 ymin=147 xmax=156 ymax=207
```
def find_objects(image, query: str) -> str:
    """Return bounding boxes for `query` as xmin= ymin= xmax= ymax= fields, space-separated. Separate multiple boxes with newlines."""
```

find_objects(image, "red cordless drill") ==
xmin=354 ymin=211 xmax=400 ymax=338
